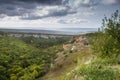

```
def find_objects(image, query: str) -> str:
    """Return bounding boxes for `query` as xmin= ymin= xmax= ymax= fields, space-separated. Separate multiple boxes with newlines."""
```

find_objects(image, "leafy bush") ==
xmin=89 ymin=10 xmax=120 ymax=58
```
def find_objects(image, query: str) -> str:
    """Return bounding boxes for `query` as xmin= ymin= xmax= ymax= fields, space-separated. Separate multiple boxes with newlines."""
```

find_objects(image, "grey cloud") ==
xmin=0 ymin=0 xmax=62 ymax=5
xmin=0 ymin=0 xmax=76 ymax=20
xmin=101 ymin=0 xmax=120 ymax=5
xmin=0 ymin=3 xmax=36 ymax=17
xmin=1 ymin=0 xmax=118 ymax=20
xmin=21 ymin=6 xmax=76 ymax=20
xmin=17 ymin=0 xmax=62 ymax=5
xmin=0 ymin=0 xmax=96 ymax=20
xmin=65 ymin=0 xmax=99 ymax=8
xmin=58 ymin=18 xmax=88 ymax=24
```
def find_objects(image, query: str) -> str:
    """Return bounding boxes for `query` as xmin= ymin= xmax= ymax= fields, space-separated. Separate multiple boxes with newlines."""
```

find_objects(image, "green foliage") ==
xmin=0 ymin=36 xmax=67 ymax=80
xmin=89 ymin=10 xmax=120 ymax=58
xmin=0 ymin=31 xmax=7 ymax=36
xmin=20 ymin=37 xmax=69 ymax=49
xmin=78 ymin=11 xmax=120 ymax=80
xmin=103 ymin=10 xmax=120 ymax=56
xmin=90 ymin=33 xmax=118 ymax=57
xmin=76 ymin=64 xmax=119 ymax=80
xmin=93 ymin=57 xmax=118 ymax=65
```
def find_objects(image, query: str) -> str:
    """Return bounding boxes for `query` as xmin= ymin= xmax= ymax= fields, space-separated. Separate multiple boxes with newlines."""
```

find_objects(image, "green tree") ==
xmin=102 ymin=10 xmax=120 ymax=56
xmin=91 ymin=10 xmax=120 ymax=57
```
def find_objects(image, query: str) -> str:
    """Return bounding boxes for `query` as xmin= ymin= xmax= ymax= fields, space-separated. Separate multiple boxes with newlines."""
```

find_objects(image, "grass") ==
xmin=62 ymin=56 xmax=120 ymax=80
xmin=77 ymin=64 xmax=119 ymax=80
xmin=40 ymin=46 xmax=92 ymax=80
xmin=40 ymin=35 xmax=120 ymax=80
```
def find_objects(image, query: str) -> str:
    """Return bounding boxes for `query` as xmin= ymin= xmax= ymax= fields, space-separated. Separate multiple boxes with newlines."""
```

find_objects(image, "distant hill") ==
xmin=0 ymin=28 xmax=98 ymax=35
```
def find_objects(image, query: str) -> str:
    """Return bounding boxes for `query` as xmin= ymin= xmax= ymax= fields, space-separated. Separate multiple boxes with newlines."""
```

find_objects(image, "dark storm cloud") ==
xmin=0 ymin=0 xmax=119 ymax=20
xmin=0 ymin=2 xmax=36 ymax=16
xmin=0 ymin=0 xmax=62 ymax=5
xmin=19 ymin=0 xmax=62 ymax=5
xmin=0 ymin=0 xmax=64 ymax=19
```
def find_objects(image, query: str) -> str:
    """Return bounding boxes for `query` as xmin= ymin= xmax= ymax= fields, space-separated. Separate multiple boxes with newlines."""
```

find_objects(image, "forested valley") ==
xmin=0 ymin=33 xmax=70 ymax=80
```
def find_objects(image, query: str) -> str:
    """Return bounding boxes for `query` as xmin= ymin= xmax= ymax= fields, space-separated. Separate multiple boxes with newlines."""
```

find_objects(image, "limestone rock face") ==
xmin=63 ymin=35 xmax=90 ymax=53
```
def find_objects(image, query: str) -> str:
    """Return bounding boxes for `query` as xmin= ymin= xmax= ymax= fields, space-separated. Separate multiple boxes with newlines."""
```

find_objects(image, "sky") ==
xmin=0 ymin=0 xmax=120 ymax=30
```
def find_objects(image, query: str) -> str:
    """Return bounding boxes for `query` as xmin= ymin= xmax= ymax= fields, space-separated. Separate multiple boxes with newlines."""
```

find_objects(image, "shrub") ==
xmin=90 ymin=10 xmax=120 ymax=58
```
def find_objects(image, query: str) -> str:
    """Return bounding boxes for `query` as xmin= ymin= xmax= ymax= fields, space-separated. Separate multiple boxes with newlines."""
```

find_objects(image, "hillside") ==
xmin=0 ymin=33 xmax=120 ymax=80
xmin=40 ymin=35 xmax=120 ymax=80
xmin=0 ymin=36 xmax=69 ymax=80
